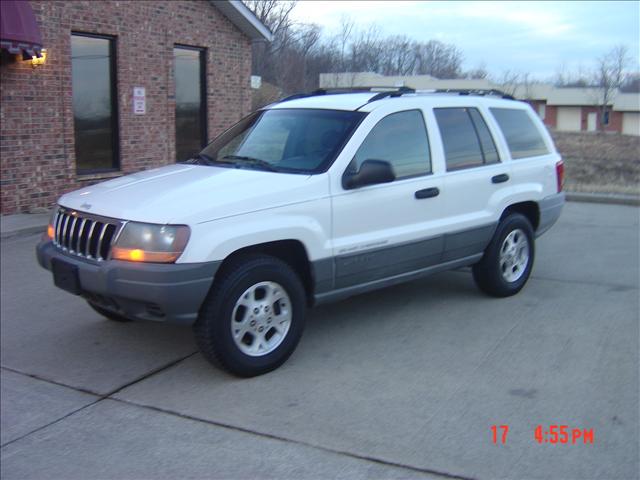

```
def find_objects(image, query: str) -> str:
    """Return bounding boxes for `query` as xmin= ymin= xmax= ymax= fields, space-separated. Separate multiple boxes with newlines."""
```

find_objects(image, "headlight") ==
xmin=111 ymin=222 xmax=190 ymax=263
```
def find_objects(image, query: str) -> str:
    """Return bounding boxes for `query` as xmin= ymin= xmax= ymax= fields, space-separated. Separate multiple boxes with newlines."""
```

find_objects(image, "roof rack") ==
xmin=434 ymin=89 xmax=515 ymax=100
xmin=277 ymin=86 xmax=515 ymax=106
xmin=278 ymin=86 xmax=416 ymax=104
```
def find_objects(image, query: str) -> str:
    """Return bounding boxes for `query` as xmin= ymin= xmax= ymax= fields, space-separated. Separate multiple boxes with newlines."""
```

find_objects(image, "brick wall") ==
xmin=579 ymin=106 xmax=623 ymax=133
xmin=544 ymin=105 xmax=558 ymax=129
xmin=1 ymin=0 xmax=252 ymax=214
xmin=525 ymin=100 xmax=557 ymax=129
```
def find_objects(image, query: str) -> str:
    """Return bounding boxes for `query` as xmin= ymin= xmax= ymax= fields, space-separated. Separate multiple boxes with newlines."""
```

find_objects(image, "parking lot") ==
xmin=1 ymin=201 xmax=638 ymax=480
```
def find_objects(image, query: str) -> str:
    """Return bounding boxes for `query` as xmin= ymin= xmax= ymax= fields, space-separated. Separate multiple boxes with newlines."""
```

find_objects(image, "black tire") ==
xmin=472 ymin=213 xmax=535 ymax=297
xmin=194 ymin=254 xmax=306 ymax=377
xmin=87 ymin=301 xmax=133 ymax=322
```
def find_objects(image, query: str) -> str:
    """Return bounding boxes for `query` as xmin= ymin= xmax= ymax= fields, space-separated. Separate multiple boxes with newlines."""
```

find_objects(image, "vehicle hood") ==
xmin=59 ymin=164 xmax=326 ymax=224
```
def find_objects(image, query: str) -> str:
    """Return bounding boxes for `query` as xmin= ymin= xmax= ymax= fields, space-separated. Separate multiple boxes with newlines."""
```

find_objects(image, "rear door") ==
xmin=432 ymin=106 xmax=511 ymax=261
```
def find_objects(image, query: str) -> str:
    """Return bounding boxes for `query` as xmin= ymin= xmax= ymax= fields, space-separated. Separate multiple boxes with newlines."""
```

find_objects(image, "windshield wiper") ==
xmin=184 ymin=153 xmax=215 ymax=166
xmin=222 ymin=155 xmax=278 ymax=172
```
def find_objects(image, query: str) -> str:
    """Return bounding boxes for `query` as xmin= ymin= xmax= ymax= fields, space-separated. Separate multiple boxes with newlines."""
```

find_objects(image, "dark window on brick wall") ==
xmin=71 ymin=33 xmax=119 ymax=173
xmin=174 ymin=46 xmax=207 ymax=161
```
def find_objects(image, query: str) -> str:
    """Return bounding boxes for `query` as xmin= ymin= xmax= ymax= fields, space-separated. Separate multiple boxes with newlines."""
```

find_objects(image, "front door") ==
xmin=331 ymin=109 xmax=446 ymax=289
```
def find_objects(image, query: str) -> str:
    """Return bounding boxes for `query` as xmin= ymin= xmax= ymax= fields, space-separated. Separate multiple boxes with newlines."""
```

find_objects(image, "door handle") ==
xmin=492 ymin=174 xmax=510 ymax=184
xmin=415 ymin=187 xmax=440 ymax=199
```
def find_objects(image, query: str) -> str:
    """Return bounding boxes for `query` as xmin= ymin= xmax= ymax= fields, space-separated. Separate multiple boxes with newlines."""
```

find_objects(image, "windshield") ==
xmin=194 ymin=109 xmax=366 ymax=174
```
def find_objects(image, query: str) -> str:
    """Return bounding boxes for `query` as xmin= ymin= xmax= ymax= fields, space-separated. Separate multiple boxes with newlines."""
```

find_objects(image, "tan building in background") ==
xmin=319 ymin=72 xmax=640 ymax=137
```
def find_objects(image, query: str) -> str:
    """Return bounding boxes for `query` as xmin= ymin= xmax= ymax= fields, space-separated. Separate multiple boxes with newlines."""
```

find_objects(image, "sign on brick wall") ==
xmin=133 ymin=87 xmax=146 ymax=115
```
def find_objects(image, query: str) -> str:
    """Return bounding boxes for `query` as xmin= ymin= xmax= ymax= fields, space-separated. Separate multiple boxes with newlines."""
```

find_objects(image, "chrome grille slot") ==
xmin=52 ymin=209 xmax=122 ymax=261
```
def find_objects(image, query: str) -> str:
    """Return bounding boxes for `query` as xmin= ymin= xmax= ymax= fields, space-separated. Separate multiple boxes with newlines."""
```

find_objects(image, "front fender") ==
xmin=177 ymin=198 xmax=332 ymax=263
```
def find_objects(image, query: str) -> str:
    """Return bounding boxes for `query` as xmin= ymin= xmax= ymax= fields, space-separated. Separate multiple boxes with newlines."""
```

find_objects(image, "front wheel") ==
xmin=472 ymin=213 xmax=535 ymax=297
xmin=194 ymin=254 xmax=306 ymax=377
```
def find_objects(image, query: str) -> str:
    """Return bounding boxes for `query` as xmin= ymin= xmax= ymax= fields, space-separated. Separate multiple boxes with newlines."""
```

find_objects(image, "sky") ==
xmin=291 ymin=1 xmax=640 ymax=80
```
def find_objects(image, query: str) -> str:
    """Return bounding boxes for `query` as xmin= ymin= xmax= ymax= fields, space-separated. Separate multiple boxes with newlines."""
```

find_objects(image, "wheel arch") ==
xmin=500 ymin=201 xmax=540 ymax=232
xmin=217 ymin=239 xmax=315 ymax=306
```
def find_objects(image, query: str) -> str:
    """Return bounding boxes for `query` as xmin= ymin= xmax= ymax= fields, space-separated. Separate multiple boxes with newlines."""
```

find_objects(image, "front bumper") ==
xmin=37 ymin=241 xmax=220 ymax=325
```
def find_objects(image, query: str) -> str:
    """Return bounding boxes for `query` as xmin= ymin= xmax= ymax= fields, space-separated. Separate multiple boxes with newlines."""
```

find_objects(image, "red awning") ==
xmin=0 ymin=0 xmax=43 ymax=59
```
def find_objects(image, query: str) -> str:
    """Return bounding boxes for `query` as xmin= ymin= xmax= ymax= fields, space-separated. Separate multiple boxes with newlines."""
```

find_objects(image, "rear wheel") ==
xmin=87 ymin=301 xmax=132 ymax=322
xmin=194 ymin=254 xmax=306 ymax=377
xmin=472 ymin=213 xmax=535 ymax=297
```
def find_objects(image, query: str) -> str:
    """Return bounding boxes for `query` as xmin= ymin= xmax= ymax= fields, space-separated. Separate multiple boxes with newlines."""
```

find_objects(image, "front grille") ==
xmin=52 ymin=208 xmax=122 ymax=261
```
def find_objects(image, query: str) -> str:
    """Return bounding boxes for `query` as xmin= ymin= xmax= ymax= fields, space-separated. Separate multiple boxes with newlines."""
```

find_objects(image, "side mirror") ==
xmin=342 ymin=159 xmax=396 ymax=190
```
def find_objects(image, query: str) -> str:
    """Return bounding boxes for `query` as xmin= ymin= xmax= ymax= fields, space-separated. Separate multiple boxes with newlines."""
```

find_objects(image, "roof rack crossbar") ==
xmin=366 ymin=86 xmax=416 ymax=104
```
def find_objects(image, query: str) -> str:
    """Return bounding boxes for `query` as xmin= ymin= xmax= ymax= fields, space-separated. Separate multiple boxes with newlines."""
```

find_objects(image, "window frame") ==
xmin=173 ymin=44 xmax=208 ymax=161
xmin=348 ymin=108 xmax=434 ymax=183
xmin=71 ymin=31 xmax=120 ymax=175
xmin=434 ymin=106 xmax=501 ymax=172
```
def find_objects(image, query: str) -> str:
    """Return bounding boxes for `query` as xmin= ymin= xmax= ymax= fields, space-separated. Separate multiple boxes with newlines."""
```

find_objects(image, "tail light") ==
xmin=555 ymin=160 xmax=564 ymax=192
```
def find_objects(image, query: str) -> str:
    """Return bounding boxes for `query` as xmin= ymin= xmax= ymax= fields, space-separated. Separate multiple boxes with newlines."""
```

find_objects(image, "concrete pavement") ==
xmin=1 ymin=202 xmax=638 ymax=479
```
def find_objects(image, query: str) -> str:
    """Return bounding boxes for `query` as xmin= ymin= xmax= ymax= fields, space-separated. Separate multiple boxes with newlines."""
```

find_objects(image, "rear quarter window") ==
xmin=490 ymin=108 xmax=549 ymax=159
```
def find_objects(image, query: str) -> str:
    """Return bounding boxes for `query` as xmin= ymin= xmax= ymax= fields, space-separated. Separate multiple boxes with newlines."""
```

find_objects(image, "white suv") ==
xmin=37 ymin=88 xmax=565 ymax=376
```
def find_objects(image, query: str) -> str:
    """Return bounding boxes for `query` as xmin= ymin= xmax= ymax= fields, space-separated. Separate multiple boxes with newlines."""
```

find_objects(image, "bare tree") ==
xmin=244 ymin=1 xmax=469 ymax=96
xmin=464 ymin=62 xmax=489 ymax=79
xmin=337 ymin=16 xmax=355 ymax=73
xmin=245 ymin=0 xmax=297 ymax=78
xmin=498 ymin=70 xmax=521 ymax=96
xmin=620 ymin=72 xmax=640 ymax=93
xmin=520 ymin=72 xmax=534 ymax=100
xmin=593 ymin=45 xmax=630 ymax=130
xmin=412 ymin=40 xmax=463 ymax=78
xmin=295 ymin=23 xmax=322 ymax=91
xmin=553 ymin=61 xmax=591 ymax=87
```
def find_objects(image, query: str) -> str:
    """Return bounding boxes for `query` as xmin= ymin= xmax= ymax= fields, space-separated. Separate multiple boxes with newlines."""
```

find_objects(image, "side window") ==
xmin=468 ymin=109 xmax=499 ymax=164
xmin=352 ymin=110 xmax=431 ymax=179
xmin=490 ymin=108 xmax=549 ymax=159
xmin=434 ymin=107 xmax=499 ymax=170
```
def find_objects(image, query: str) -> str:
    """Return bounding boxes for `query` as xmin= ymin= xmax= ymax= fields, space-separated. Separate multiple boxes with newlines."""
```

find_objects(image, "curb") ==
xmin=565 ymin=192 xmax=640 ymax=207
xmin=1 ymin=224 xmax=47 ymax=240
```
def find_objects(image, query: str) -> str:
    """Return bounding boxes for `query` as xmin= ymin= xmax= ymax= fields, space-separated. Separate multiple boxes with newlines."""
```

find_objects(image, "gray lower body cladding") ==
xmin=37 ymin=241 xmax=220 ymax=325
xmin=313 ymin=222 xmax=497 ymax=304
xmin=536 ymin=192 xmax=565 ymax=237
xmin=313 ymin=192 xmax=565 ymax=304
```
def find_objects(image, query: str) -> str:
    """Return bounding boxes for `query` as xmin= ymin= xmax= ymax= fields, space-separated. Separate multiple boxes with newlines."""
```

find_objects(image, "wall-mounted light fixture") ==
xmin=31 ymin=49 xmax=46 ymax=67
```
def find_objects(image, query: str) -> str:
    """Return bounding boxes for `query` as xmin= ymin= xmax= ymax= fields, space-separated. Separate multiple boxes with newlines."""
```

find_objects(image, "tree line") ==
xmin=245 ymin=0 xmax=486 ymax=102
xmin=245 ymin=0 xmax=638 ymax=111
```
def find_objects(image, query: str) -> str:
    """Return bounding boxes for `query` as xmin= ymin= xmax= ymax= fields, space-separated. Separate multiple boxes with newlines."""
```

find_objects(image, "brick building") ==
xmin=0 ymin=0 xmax=271 ymax=214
